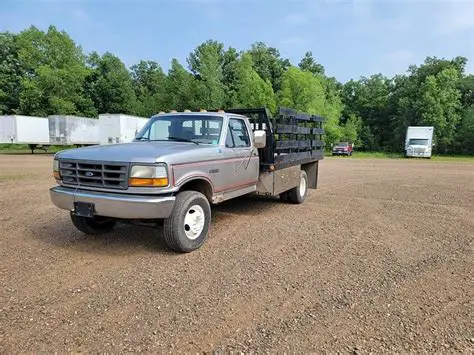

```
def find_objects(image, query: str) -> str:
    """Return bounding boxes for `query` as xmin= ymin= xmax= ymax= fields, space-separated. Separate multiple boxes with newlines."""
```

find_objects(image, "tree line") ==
xmin=1 ymin=25 xmax=473 ymax=154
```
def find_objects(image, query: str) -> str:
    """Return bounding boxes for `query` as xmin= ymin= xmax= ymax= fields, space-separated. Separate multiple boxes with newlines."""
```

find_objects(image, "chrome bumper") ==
xmin=49 ymin=186 xmax=175 ymax=219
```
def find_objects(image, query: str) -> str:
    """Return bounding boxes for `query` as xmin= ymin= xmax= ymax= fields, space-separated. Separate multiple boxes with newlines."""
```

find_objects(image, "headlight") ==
xmin=53 ymin=159 xmax=60 ymax=179
xmin=129 ymin=164 xmax=169 ymax=187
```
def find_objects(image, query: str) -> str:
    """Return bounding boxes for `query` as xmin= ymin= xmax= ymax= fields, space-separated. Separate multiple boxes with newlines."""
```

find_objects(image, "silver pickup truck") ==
xmin=50 ymin=107 xmax=325 ymax=252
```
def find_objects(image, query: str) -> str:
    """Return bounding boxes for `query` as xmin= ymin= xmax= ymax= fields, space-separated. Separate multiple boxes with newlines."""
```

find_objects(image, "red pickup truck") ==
xmin=332 ymin=142 xmax=353 ymax=156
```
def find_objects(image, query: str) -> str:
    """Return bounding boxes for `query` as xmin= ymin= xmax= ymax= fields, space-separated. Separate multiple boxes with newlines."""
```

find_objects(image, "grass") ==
xmin=326 ymin=151 xmax=474 ymax=162
xmin=0 ymin=144 xmax=75 ymax=154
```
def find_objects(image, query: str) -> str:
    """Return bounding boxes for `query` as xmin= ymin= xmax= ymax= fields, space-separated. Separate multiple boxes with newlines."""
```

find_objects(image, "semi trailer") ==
xmin=48 ymin=115 xmax=100 ymax=146
xmin=0 ymin=115 xmax=50 ymax=153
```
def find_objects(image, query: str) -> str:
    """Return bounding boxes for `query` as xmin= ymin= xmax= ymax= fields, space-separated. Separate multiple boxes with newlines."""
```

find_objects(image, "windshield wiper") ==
xmin=167 ymin=136 xmax=199 ymax=145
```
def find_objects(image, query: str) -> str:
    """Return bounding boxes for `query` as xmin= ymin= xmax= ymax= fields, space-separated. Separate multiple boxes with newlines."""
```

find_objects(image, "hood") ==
xmin=55 ymin=141 xmax=207 ymax=163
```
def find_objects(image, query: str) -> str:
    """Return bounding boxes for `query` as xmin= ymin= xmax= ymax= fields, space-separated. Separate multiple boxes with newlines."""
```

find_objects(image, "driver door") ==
xmin=222 ymin=117 xmax=259 ymax=191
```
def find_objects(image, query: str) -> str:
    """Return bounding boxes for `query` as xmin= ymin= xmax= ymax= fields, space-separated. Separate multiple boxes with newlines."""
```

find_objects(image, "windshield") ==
xmin=336 ymin=142 xmax=349 ymax=147
xmin=135 ymin=115 xmax=224 ymax=145
xmin=409 ymin=139 xmax=429 ymax=145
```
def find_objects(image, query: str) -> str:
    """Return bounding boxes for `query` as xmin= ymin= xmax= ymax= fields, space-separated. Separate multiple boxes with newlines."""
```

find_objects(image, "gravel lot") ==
xmin=1 ymin=154 xmax=473 ymax=353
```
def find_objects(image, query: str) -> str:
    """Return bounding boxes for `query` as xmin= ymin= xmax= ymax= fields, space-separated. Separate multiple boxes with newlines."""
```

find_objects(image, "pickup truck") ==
xmin=331 ymin=141 xmax=353 ymax=156
xmin=50 ymin=107 xmax=325 ymax=252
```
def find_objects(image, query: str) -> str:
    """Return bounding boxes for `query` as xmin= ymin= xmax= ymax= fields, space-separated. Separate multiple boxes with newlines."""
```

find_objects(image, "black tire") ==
xmin=163 ymin=191 xmax=211 ymax=253
xmin=70 ymin=213 xmax=116 ymax=235
xmin=287 ymin=170 xmax=308 ymax=204
xmin=279 ymin=191 xmax=289 ymax=201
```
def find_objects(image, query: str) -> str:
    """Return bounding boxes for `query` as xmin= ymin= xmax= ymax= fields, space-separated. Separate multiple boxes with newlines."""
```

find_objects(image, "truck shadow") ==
xmin=34 ymin=195 xmax=281 ymax=255
xmin=213 ymin=195 xmax=281 ymax=216
xmin=34 ymin=218 xmax=175 ymax=255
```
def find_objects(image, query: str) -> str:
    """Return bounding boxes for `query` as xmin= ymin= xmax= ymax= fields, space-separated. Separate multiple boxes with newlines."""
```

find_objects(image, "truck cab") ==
xmin=404 ymin=126 xmax=434 ymax=158
xmin=50 ymin=107 xmax=325 ymax=252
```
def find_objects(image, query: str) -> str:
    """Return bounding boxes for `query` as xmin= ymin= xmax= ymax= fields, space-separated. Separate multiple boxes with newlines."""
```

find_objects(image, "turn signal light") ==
xmin=53 ymin=171 xmax=60 ymax=179
xmin=129 ymin=177 xmax=168 ymax=187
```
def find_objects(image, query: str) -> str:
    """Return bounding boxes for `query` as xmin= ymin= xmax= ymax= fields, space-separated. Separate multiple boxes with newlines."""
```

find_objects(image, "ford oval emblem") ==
xmin=85 ymin=171 xmax=94 ymax=177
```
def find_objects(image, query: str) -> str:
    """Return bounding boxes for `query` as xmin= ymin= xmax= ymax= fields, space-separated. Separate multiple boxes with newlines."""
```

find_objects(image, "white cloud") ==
xmin=284 ymin=13 xmax=307 ymax=26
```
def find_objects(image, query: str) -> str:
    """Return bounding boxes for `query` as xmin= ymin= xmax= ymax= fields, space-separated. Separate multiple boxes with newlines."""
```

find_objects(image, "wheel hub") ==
xmin=184 ymin=205 xmax=205 ymax=240
xmin=299 ymin=175 xmax=307 ymax=197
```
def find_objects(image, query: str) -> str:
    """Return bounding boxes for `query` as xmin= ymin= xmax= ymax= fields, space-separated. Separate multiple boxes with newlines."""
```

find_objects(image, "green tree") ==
xmin=130 ymin=60 xmax=167 ymax=116
xmin=15 ymin=25 xmax=96 ymax=116
xmin=454 ymin=107 xmax=474 ymax=154
xmin=166 ymin=58 xmax=198 ymax=111
xmin=418 ymin=68 xmax=462 ymax=151
xmin=222 ymin=47 xmax=240 ymax=107
xmin=187 ymin=40 xmax=226 ymax=109
xmin=0 ymin=32 xmax=23 ymax=114
xmin=247 ymin=41 xmax=290 ymax=92
xmin=341 ymin=114 xmax=362 ymax=145
xmin=86 ymin=51 xmax=137 ymax=114
xmin=341 ymin=74 xmax=391 ymax=150
xmin=298 ymin=51 xmax=325 ymax=75
xmin=230 ymin=53 xmax=276 ymax=112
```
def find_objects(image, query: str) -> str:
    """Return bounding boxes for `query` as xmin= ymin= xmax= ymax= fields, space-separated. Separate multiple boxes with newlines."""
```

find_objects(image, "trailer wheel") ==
xmin=70 ymin=213 xmax=116 ymax=235
xmin=287 ymin=170 xmax=308 ymax=204
xmin=163 ymin=191 xmax=211 ymax=253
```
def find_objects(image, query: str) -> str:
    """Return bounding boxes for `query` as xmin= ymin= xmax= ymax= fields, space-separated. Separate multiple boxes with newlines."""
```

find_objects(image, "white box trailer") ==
xmin=48 ymin=115 xmax=100 ymax=146
xmin=99 ymin=114 xmax=149 ymax=145
xmin=405 ymin=126 xmax=434 ymax=158
xmin=0 ymin=115 xmax=50 ymax=152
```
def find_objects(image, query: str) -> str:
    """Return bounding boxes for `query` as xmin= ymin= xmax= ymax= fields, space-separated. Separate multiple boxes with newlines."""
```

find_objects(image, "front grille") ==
xmin=414 ymin=148 xmax=425 ymax=153
xmin=60 ymin=160 xmax=129 ymax=190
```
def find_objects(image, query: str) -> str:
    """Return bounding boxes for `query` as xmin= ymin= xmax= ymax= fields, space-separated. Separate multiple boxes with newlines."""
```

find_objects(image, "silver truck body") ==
xmin=49 ymin=108 xmax=324 ymax=252
xmin=50 ymin=112 xmax=267 ymax=219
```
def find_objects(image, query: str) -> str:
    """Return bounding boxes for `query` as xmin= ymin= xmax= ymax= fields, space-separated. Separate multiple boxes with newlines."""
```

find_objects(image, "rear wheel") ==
xmin=163 ymin=191 xmax=211 ymax=252
xmin=287 ymin=170 xmax=308 ymax=204
xmin=70 ymin=213 xmax=116 ymax=235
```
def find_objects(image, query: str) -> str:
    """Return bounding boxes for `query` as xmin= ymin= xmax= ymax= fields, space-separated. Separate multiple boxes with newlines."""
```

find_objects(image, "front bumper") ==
xmin=50 ymin=186 xmax=175 ymax=219
xmin=405 ymin=151 xmax=431 ymax=158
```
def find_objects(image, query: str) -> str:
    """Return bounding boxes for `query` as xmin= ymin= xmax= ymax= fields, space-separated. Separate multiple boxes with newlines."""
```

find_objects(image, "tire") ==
xmin=70 ymin=213 xmax=116 ymax=235
xmin=279 ymin=191 xmax=289 ymax=201
xmin=163 ymin=191 xmax=211 ymax=253
xmin=287 ymin=170 xmax=308 ymax=204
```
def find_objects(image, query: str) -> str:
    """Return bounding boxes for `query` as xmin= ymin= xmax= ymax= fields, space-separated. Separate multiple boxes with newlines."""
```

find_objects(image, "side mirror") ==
xmin=253 ymin=130 xmax=266 ymax=148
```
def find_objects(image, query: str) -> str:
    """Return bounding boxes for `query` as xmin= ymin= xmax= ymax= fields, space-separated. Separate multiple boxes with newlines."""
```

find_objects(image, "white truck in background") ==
xmin=99 ymin=114 xmax=148 ymax=145
xmin=404 ymin=126 xmax=434 ymax=158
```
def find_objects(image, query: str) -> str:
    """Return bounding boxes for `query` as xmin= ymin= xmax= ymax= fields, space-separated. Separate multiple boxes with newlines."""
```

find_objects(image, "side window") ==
xmin=229 ymin=119 xmax=250 ymax=148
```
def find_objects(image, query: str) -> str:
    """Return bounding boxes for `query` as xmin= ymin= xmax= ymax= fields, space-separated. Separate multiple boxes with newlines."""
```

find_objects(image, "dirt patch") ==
xmin=0 ymin=155 xmax=473 ymax=353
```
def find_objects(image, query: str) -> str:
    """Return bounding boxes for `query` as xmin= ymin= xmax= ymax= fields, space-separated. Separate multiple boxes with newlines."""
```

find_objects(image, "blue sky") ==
xmin=1 ymin=0 xmax=473 ymax=82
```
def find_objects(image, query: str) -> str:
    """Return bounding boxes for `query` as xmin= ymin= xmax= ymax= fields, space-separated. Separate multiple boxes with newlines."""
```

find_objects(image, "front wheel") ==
xmin=287 ymin=170 xmax=308 ymax=204
xmin=70 ymin=213 xmax=116 ymax=235
xmin=163 ymin=191 xmax=211 ymax=253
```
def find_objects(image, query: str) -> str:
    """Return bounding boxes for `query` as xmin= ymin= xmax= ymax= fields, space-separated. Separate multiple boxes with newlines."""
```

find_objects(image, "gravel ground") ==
xmin=0 ymin=154 xmax=473 ymax=353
